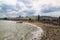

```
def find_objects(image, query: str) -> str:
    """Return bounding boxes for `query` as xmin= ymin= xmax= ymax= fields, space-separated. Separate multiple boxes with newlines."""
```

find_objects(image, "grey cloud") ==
xmin=17 ymin=0 xmax=32 ymax=8
xmin=22 ymin=9 xmax=35 ymax=16
xmin=41 ymin=5 xmax=60 ymax=13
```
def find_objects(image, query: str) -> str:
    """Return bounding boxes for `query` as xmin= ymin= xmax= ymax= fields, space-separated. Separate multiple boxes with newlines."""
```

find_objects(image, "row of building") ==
xmin=15 ymin=16 xmax=60 ymax=25
xmin=1 ymin=15 xmax=59 ymax=21
xmin=0 ymin=15 xmax=60 ymax=25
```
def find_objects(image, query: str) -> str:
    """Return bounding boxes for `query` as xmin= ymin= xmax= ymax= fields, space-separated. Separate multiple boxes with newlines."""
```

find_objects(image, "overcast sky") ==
xmin=0 ymin=0 xmax=60 ymax=17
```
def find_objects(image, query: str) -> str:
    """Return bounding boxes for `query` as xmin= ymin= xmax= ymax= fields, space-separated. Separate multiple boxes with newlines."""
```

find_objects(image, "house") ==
xmin=28 ymin=16 xmax=38 ymax=21
xmin=40 ymin=16 xmax=59 ymax=25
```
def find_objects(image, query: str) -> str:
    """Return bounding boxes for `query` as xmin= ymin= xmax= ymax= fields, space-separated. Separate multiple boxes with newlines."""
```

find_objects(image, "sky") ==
xmin=0 ymin=0 xmax=60 ymax=17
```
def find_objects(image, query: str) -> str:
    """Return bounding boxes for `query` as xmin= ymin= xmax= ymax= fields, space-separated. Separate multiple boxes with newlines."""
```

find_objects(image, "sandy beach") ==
xmin=25 ymin=21 xmax=60 ymax=40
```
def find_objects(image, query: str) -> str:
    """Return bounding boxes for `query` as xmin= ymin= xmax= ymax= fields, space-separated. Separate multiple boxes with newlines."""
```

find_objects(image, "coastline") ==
xmin=23 ymin=21 xmax=60 ymax=40
xmin=0 ymin=20 xmax=60 ymax=40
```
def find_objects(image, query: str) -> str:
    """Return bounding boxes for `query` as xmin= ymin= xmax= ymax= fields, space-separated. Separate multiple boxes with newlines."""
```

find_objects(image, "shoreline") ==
xmin=0 ymin=20 xmax=60 ymax=40
xmin=23 ymin=21 xmax=60 ymax=40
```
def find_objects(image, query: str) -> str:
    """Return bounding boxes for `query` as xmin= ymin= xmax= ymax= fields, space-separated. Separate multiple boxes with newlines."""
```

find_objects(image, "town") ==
xmin=0 ymin=15 xmax=60 ymax=26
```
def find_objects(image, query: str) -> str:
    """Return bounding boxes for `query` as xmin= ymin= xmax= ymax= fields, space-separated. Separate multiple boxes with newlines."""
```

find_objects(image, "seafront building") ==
xmin=0 ymin=15 xmax=59 ymax=25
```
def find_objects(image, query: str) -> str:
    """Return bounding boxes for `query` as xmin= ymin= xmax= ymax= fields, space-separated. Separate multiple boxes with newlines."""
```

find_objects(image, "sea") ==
xmin=0 ymin=20 xmax=44 ymax=40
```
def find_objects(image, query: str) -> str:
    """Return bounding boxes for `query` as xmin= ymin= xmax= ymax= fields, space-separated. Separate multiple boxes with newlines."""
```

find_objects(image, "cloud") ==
xmin=22 ymin=9 xmax=35 ymax=16
xmin=0 ymin=0 xmax=60 ymax=17
xmin=41 ymin=11 xmax=60 ymax=17
xmin=1 ymin=0 xmax=17 ymax=6
xmin=41 ymin=5 xmax=60 ymax=13
xmin=29 ymin=0 xmax=60 ymax=16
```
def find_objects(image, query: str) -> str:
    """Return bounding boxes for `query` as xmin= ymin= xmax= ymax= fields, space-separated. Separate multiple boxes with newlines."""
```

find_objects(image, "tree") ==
xmin=4 ymin=17 xmax=7 ymax=20
xmin=29 ymin=18 xmax=31 ymax=20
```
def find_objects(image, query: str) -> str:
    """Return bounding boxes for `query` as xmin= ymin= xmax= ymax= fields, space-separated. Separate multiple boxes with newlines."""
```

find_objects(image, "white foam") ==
xmin=0 ymin=21 xmax=44 ymax=40
xmin=23 ymin=22 xmax=44 ymax=40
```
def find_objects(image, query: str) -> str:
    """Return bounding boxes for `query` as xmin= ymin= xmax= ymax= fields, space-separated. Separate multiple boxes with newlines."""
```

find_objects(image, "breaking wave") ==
xmin=0 ymin=20 xmax=44 ymax=40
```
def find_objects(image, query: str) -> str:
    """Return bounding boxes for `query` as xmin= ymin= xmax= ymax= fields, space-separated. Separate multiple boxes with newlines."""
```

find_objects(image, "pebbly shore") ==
xmin=27 ymin=21 xmax=60 ymax=40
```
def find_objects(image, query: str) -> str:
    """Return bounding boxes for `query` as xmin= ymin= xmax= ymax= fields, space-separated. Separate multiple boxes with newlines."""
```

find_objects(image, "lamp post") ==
xmin=37 ymin=15 xmax=40 ymax=21
xmin=59 ymin=17 xmax=60 ymax=25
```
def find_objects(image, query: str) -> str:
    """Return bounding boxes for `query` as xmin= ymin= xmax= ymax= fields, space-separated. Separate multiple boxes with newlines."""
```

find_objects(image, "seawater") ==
xmin=0 ymin=20 xmax=44 ymax=40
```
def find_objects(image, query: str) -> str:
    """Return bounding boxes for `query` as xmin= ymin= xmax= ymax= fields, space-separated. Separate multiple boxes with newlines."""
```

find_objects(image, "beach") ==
xmin=0 ymin=20 xmax=60 ymax=40
xmin=26 ymin=21 xmax=60 ymax=40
